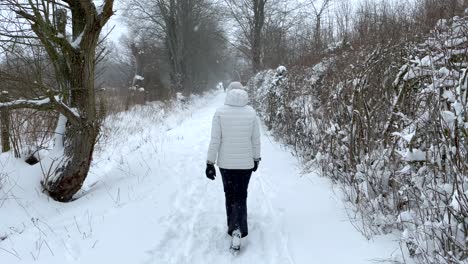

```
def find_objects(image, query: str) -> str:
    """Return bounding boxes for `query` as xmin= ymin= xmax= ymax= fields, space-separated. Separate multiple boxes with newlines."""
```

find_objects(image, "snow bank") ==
xmin=0 ymin=90 xmax=220 ymax=263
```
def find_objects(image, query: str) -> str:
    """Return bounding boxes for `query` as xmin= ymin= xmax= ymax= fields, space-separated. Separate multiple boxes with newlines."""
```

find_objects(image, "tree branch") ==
xmin=0 ymin=97 xmax=55 ymax=111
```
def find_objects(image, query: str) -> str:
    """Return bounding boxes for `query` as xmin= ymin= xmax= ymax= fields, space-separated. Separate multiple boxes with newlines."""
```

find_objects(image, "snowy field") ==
xmin=0 ymin=90 xmax=406 ymax=263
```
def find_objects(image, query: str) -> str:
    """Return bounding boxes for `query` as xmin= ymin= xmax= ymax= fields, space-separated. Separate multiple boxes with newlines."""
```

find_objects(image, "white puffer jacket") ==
xmin=207 ymin=89 xmax=261 ymax=169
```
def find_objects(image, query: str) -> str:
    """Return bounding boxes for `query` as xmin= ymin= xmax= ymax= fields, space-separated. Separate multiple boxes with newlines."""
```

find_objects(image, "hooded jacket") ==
xmin=207 ymin=88 xmax=261 ymax=170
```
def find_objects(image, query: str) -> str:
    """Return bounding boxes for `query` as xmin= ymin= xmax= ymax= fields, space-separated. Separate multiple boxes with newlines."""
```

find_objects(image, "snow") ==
xmin=276 ymin=65 xmax=287 ymax=75
xmin=0 ymin=97 xmax=51 ymax=108
xmin=58 ymin=101 xmax=80 ymax=118
xmin=398 ymin=211 xmax=415 ymax=223
xmin=445 ymin=37 xmax=468 ymax=48
xmin=93 ymin=0 xmax=105 ymax=15
xmin=70 ymin=31 xmax=84 ymax=49
xmin=439 ymin=67 xmax=450 ymax=77
xmin=53 ymin=114 xmax=67 ymax=150
xmin=453 ymin=101 xmax=464 ymax=115
xmin=450 ymin=190 xmax=461 ymax=212
xmin=134 ymin=75 xmax=144 ymax=81
xmin=441 ymin=110 xmax=456 ymax=123
xmin=0 ymin=90 xmax=404 ymax=263
xmin=38 ymin=114 xmax=69 ymax=185
xmin=392 ymin=131 xmax=415 ymax=143
xmin=397 ymin=148 xmax=426 ymax=162
xmin=0 ymin=96 xmax=79 ymax=120
xmin=96 ymin=5 xmax=103 ymax=16
xmin=403 ymin=68 xmax=417 ymax=81
xmin=419 ymin=55 xmax=432 ymax=67
xmin=442 ymin=89 xmax=456 ymax=102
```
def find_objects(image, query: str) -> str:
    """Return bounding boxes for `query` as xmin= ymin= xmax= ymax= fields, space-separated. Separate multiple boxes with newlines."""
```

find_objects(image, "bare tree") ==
xmin=123 ymin=0 xmax=228 ymax=96
xmin=310 ymin=0 xmax=333 ymax=53
xmin=225 ymin=0 xmax=268 ymax=73
xmin=335 ymin=0 xmax=352 ymax=43
xmin=0 ymin=0 xmax=114 ymax=202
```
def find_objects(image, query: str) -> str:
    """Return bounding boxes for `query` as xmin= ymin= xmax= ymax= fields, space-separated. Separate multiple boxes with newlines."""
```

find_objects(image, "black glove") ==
xmin=206 ymin=163 xmax=216 ymax=180
xmin=252 ymin=161 xmax=259 ymax=172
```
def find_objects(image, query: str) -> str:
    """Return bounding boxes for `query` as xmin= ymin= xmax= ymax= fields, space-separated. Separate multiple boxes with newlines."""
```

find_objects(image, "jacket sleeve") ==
xmin=252 ymin=115 xmax=261 ymax=161
xmin=207 ymin=111 xmax=221 ymax=164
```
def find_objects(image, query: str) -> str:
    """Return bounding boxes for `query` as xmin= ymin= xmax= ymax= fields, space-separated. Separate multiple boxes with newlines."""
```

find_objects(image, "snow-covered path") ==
xmin=0 ymin=90 xmax=402 ymax=264
xmin=141 ymin=91 xmax=401 ymax=264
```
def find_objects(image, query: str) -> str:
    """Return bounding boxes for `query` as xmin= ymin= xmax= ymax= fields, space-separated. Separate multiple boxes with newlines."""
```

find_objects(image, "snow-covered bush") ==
xmin=249 ymin=14 xmax=468 ymax=264
xmin=247 ymin=64 xmax=326 ymax=162
xmin=389 ymin=15 xmax=468 ymax=263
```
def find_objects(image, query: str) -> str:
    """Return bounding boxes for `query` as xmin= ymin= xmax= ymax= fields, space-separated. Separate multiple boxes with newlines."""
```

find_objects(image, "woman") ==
xmin=205 ymin=82 xmax=261 ymax=251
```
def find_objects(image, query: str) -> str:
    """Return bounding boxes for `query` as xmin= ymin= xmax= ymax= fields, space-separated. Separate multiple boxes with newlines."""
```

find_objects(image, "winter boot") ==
xmin=230 ymin=229 xmax=242 ymax=251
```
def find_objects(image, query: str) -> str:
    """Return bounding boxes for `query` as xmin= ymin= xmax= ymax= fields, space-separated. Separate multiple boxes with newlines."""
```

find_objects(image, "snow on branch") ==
xmin=0 ymin=95 xmax=81 ymax=124
xmin=70 ymin=30 xmax=85 ymax=49
xmin=0 ymin=97 xmax=55 ymax=110
xmin=96 ymin=0 xmax=115 ymax=27
xmin=134 ymin=75 xmax=145 ymax=81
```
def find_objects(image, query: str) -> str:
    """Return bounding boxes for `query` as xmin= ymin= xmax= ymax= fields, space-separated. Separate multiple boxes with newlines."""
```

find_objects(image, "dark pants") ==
xmin=220 ymin=168 xmax=252 ymax=238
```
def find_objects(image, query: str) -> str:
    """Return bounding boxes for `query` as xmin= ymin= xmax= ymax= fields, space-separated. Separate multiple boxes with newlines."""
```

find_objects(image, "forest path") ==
xmin=142 ymin=91 xmax=402 ymax=264
xmin=0 ymin=90 xmax=403 ymax=264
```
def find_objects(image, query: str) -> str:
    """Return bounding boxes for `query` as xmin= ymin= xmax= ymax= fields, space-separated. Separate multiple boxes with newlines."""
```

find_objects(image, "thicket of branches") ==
xmin=248 ymin=0 xmax=468 ymax=263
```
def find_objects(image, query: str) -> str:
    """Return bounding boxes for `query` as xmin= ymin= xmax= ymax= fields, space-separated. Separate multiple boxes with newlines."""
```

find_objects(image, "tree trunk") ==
xmin=42 ymin=17 xmax=101 ymax=202
xmin=252 ymin=0 xmax=266 ymax=73
xmin=0 ymin=108 xmax=11 ymax=152
xmin=0 ymin=110 xmax=10 ymax=153
xmin=0 ymin=92 xmax=11 ymax=153
xmin=44 ymin=122 xmax=98 ymax=202
xmin=315 ymin=15 xmax=322 ymax=52
xmin=9 ymin=0 xmax=114 ymax=202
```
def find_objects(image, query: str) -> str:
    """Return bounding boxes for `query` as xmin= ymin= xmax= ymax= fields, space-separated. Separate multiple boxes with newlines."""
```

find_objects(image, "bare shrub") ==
xmin=9 ymin=109 xmax=57 ymax=159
